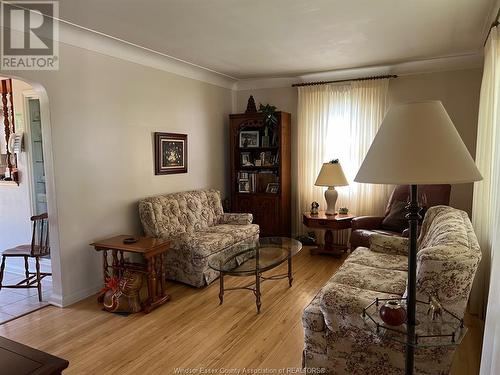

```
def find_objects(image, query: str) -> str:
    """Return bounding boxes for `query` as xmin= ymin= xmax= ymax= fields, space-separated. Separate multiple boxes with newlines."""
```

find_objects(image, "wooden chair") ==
xmin=0 ymin=213 xmax=51 ymax=301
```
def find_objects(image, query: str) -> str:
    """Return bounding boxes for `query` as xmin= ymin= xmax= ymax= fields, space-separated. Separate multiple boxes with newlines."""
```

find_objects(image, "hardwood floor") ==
xmin=0 ymin=248 xmax=483 ymax=374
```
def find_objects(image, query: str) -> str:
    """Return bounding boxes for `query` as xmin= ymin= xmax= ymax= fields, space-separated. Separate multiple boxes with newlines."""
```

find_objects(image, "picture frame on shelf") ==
xmin=266 ymin=182 xmax=280 ymax=194
xmin=239 ymin=180 xmax=251 ymax=193
xmin=154 ymin=132 xmax=187 ymax=175
xmin=241 ymin=152 xmax=252 ymax=166
xmin=239 ymin=131 xmax=260 ymax=148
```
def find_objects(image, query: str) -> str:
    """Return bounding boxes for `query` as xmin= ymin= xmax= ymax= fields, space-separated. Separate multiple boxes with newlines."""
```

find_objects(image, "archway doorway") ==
xmin=0 ymin=76 xmax=62 ymax=323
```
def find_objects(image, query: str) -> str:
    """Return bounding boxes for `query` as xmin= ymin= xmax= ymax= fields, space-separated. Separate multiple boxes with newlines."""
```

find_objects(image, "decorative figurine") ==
xmin=427 ymin=295 xmax=443 ymax=320
xmin=379 ymin=300 xmax=407 ymax=326
xmin=310 ymin=201 xmax=319 ymax=215
xmin=338 ymin=207 xmax=349 ymax=215
xmin=245 ymin=95 xmax=257 ymax=113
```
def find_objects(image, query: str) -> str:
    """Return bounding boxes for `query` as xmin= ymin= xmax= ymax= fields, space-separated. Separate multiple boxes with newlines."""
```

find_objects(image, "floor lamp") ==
xmin=354 ymin=101 xmax=482 ymax=375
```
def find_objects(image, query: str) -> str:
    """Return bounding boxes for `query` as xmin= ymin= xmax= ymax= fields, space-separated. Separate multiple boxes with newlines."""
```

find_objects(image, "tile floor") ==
xmin=0 ymin=258 xmax=52 ymax=325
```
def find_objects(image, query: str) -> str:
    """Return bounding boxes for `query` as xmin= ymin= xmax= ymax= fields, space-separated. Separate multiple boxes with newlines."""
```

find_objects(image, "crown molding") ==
xmin=0 ymin=2 xmax=484 ymax=92
xmin=0 ymin=4 xmax=237 ymax=90
xmin=235 ymin=53 xmax=484 ymax=91
xmin=56 ymin=22 xmax=238 ymax=90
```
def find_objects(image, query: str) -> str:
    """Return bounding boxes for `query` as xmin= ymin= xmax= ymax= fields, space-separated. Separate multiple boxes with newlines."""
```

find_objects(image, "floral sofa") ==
xmin=139 ymin=189 xmax=259 ymax=287
xmin=302 ymin=205 xmax=481 ymax=374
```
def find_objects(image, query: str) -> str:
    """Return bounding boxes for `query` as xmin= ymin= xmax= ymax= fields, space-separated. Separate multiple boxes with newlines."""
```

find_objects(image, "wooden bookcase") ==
xmin=229 ymin=111 xmax=291 ymax=237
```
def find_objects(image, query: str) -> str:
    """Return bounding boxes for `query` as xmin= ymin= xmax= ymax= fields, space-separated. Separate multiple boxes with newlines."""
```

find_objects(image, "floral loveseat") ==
xmin=302 ymin=205 xmax=481 ymax=374
xmin=139 ymin=189 xmax=259 ymax=287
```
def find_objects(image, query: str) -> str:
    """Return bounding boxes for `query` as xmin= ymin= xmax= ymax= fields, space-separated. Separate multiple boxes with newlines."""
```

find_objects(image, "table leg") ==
xmin=112 ymin=250 xmax=119 ymax=277
xmin=288 ymin=254 xmax=293 ymax=287
xmin=102 ymin=250 xmax=109 ymax=280
xmin=98 ymin=250 xmax=109 ymax=303
xmin=255 ymin=271 xmax=261 ymax=314
xmin=219 ymin=272 xmax=224 ymax=305
xmin=160 ymin=253 xmax=166 ymax=297
xmin=144 ymin=254 xmax=170 ymax=313
xmin=310 ymin=229 xmax=347 ymax=257
xmin=119 ymin=251 xmax=125 ymax=278
xmin=150 ymin=257 xmax=157 ymax=296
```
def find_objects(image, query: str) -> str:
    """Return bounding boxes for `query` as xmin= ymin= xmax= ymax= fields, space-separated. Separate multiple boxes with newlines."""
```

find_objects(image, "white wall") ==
xmin=387 ymin=69 xmax=482 ymax=214
xmin=0 ymin=79 xmax=35 ymax=250
xmin=236 ymin=68 xmax=482 ymax=217
xmin=1 ymin=38 xmax=233 ymax=306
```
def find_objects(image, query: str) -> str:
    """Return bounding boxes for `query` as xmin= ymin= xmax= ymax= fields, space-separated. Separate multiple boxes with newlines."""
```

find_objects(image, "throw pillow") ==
xmin=380 ymin=200 xmax=408 ymax=233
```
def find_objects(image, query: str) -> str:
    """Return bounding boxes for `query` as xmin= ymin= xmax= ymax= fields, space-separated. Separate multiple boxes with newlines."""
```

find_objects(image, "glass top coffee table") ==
xmin=208 ymin=237 xmax=302 ymax=313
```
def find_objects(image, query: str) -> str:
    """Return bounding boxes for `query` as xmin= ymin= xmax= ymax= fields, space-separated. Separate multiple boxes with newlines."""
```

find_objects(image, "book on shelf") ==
xmin=237 ymin=170 xmax=279 ymax=194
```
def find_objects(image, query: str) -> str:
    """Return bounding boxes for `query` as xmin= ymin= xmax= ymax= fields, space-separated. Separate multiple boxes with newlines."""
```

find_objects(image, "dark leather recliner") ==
xmin=349 ymin=184 xmax=451 ymax=250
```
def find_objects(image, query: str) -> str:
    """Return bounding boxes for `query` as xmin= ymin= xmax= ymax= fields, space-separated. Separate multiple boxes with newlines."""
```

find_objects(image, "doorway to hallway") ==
xmin=0 ymin=80 xmax=53 ymax=324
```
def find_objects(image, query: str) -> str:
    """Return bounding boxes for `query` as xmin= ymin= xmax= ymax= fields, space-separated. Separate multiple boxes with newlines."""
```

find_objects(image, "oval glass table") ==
xmin=208 ymin=237 xmax=303 ymax=313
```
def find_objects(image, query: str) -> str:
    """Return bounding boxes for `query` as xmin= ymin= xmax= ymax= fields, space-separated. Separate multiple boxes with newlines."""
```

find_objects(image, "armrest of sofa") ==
xmin=370 ymin=233 xmax=408 ymax=256
xmin=415 ymin=245 xmax=481 ymax=318
xmin=351 ymin=216 xmax=384 ymax=230
xmin=218 ymin=213 xmax=253 ymax=225
xmin=402 ymin=225 xmax=422 ymax=238
xmin=320 ymin=282 xmax=399 ymax=332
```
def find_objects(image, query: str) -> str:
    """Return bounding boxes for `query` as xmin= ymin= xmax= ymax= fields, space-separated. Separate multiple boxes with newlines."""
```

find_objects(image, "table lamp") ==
xmin=315 ymin=159 xmax=348 ymax=215
xmin=354 ymin=101 xmax=482 ymax=375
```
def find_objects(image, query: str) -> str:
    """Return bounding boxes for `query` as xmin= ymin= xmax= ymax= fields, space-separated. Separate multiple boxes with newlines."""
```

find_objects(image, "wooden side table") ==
xmin=90 ymin=235 xmax=171 ymax=313
xmin=302 ymin=211 xmax=355 ymax=256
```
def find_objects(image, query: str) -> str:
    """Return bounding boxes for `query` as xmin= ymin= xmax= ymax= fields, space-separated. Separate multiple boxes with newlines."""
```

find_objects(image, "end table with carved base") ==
xmin=302 ymin=211 xmax=355 ymax=256
xmin=91 ymin=235 xmax=170 ymax=313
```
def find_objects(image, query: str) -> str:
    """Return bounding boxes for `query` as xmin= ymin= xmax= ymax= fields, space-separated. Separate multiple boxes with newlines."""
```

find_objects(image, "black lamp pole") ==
xmin=405 ymin=184 xmax=420 ymax=375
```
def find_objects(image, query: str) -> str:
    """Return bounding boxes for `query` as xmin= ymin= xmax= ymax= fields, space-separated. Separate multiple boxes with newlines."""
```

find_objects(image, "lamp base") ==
xmin=324 ymin=187 xmax=338 ymax=215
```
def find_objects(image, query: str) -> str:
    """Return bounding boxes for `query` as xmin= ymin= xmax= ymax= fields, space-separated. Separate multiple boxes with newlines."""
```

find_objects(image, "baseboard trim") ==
xmin=55 ymin=284 xmax=102 ymax=308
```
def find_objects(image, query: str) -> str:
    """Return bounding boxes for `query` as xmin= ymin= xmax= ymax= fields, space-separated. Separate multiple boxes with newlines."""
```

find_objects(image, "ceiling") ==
xmin=57 ymin=0 xmax=495 ymax=79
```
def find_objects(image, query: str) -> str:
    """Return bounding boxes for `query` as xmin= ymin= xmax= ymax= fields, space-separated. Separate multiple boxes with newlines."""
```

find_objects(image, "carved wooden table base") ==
xmin=91 ymin=235 xmax=171 ymax=313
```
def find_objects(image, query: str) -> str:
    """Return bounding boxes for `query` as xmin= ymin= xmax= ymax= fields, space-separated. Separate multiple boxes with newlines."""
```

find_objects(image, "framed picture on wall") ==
xmin=154 ymin=132 xmax=188 ymax=175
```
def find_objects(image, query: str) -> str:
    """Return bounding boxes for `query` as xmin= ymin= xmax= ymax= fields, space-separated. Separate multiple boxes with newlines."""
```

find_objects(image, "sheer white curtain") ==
xmin=470 ymin=26 xmax=500 ymax=318
xmin=473 ymin=26 xmax=500 ymax=375
xmin=295 ymin=79 xmax=391 ymax=235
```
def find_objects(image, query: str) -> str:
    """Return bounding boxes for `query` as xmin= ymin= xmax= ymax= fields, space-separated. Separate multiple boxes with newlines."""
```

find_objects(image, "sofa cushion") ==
xmin=171 ymin=224 xmax=259 ymax=260
xmin=201 ymin=224 xmax=259 ymax=244
xmin=331 ymin=262 xmax=407 ymax=295
xmin=346 ymin=247 xmax=408 ymax=271
xmin=139 ymin=189 xmax=224 ymax=238
xmin=171 ymin=231 xmax=235 ymax=260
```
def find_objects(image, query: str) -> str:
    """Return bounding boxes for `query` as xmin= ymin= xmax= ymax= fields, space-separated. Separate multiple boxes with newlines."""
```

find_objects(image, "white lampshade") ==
xmin=315 ymin=162 xmax=349 ymax=187
xmin=355 ymin=101 xmax=482 ymax=184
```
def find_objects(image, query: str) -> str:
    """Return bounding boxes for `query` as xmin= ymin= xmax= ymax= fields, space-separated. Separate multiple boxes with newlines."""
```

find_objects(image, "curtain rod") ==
xmin=484 ymin=8 xmax=500 ymax=46
xmin=291 ymin=74 xmax=397 ymax=87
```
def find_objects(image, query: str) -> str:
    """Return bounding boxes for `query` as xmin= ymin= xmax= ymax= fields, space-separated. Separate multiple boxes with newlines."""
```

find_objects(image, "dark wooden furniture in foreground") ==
xmin=1 ymin=78 xmax=19 ymax=184
xmin=0 ymin=213 xmax=51 ymax=301
xmin=302 ymin=211 xmax=355 ymax=256
xmin=0 ymin=336 xmax=68 ymax=374
xmin=90 ymin=235 xmax=171 ymax=313
xmin=229 ymin=106 xmax=291 ymax=237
